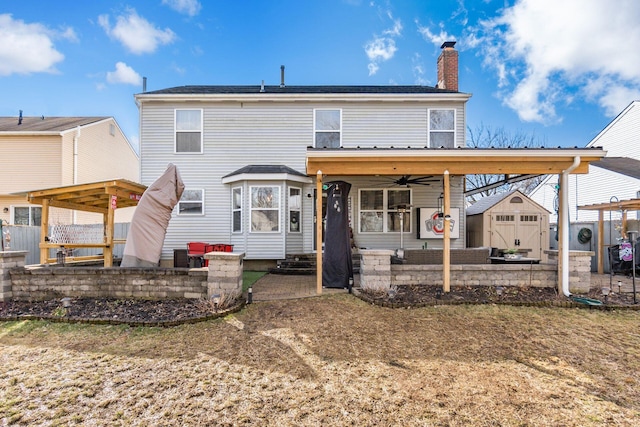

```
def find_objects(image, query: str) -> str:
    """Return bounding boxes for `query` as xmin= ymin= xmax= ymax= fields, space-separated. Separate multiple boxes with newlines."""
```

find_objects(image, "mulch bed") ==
xmin=357 ymin=284 xmax=640 ymax=309
xmin=0 ymin=297 xmax=245 ymax=327
xmin=1 ymin=286 xmax=638 ymax=327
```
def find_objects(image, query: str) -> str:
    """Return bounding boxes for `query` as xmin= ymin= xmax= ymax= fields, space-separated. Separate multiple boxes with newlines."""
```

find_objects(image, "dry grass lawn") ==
xmin=1 ymin=294 xmax=639 ymax=426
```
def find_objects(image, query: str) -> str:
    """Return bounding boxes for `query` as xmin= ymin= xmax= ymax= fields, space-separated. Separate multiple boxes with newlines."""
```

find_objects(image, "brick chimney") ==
xmin=437 ymin=41 xmax=458 ymax=91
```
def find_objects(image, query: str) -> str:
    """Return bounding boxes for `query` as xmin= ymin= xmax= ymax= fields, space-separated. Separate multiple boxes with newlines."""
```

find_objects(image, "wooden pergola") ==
xmin=578 ymin=197 xmax=640 ymax=274
xmin=26 ymin=179 xmax=147 ymax=267
xmin=306 ymin=147 xmax=607 ymax=296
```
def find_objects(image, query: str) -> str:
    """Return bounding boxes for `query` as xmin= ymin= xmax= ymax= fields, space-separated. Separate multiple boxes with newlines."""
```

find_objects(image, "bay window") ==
xmin=251 ymin=186 xmax=280 ymax=232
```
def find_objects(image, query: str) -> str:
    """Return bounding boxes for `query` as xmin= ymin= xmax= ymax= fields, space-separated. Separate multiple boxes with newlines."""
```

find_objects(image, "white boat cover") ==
xmin=121 ymin=164 xmax=184 ymax=267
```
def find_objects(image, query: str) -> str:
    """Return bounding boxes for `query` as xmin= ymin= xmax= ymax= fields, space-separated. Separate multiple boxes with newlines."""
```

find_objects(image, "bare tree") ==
xmin=465 ymin=124 xmax=547 ymax=203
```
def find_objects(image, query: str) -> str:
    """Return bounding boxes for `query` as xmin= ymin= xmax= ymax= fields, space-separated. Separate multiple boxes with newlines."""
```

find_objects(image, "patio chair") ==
xmin=187 ymin=242 xmax=213 ymax=267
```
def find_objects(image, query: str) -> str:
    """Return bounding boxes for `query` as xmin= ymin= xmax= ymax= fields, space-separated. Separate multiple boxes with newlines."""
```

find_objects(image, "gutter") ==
xmin=560 ymin=156 xmax=581 ymax=297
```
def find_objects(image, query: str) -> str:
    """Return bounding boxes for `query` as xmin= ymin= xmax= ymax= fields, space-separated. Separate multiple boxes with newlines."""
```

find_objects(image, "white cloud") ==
xmin=364 ymin=11 xmax=402 ymax=76
xmin=99 ymin=8 xmax=175 ymax=55
xmin=106 ymin=61 xmax=142 ymax=85
xmin=0 ymin=14 xmax=65 ymax=76
xmin=473 ymin=0 xmax=640 ymax=122
xmin=416 ymin=21 xmax=454 ymax=48
xmin=162 ymin=0 xmax=202 ymax=16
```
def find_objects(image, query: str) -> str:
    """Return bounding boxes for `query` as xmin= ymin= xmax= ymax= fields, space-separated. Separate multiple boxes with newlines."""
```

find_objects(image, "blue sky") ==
xmin=2 ymin=0 xmax=640 ymax=154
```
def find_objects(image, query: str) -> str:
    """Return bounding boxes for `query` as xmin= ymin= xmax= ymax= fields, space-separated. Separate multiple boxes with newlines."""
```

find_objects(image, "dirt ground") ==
xmin=1 ymin=293 xmax=640 ymax=426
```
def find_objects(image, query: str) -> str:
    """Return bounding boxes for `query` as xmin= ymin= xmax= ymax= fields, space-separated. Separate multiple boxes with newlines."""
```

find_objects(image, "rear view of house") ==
xmin=135 ymin=43 xmax=472 ymax=267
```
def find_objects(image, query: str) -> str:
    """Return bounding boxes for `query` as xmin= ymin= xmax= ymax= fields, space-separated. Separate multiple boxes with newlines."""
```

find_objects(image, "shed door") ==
xmin=490 ymin=213 xmax=517 ymax=250
xmin=490 ymin=212 xmax=543 ymax=258
xmin=518 ymin=214 xmax=542 ymax=259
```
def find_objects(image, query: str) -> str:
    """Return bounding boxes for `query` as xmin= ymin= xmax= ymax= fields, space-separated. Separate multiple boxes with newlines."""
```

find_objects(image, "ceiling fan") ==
xmin=374 ymin=175 xmax=441 ymax=187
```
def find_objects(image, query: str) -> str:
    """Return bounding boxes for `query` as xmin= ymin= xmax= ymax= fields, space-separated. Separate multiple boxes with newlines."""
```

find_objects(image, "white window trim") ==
xmin=313 ymin=108 xmax=342 ymax=148
xmin=232 ymin=187 xmax=243 ymax=234
xmin=250 ymin=185 xmax=281 ymax=233
xmin=177 ymin=189 xmax=205 ymax=216
xmin=288 ymin=186 xmax=302 ymax=233
xmin=10 ymin=205 xmax=42 ymax=226
xmin=428 ymin=108 xmax=456 ymax=148
xmin=358 ymin=188 xmax=412 ymax=234
xmin=174 ymin=108 xmax=204 ymax=154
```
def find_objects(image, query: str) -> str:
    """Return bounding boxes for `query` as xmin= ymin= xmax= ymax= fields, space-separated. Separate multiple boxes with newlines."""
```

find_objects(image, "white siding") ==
xmin=140 ymin=98 xmax=468 ymax=260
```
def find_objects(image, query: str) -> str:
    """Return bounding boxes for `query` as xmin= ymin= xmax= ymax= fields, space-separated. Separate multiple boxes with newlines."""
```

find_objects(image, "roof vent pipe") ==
xmin=18 ymin=110 xmax=22 ymax=125
xmin=142 ymin=76 xmax=147 ymax=93
xmin=280 ymin=65 xmax=285 ymax=88
xmin=260 ymin=80 xmax=265 ymax=93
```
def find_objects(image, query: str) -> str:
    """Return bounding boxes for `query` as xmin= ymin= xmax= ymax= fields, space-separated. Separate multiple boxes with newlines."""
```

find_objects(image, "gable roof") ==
xmin=591 ymin=157 xmax=640 ymax=180
xmin=0 ymin=116 xmax=109 ymax=133
xmin=141 ymin=85 xmax=459 ymax=96
xmin=466 ymin=189 xmax=518 ymax=216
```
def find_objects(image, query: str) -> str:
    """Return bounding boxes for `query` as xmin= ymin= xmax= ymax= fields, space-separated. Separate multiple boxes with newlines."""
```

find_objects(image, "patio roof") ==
xmin=306 ymin=147 xmax=606 ymax=176
xmin=26 ymin=179 xmax=147 ymax=215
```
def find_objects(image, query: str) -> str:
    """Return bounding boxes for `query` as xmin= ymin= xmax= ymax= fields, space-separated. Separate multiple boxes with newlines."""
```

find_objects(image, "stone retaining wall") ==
xmin=360 ymin=249 xmax=594 ymax=294
xmin=2 ymin=250 xmax=245 ymax=302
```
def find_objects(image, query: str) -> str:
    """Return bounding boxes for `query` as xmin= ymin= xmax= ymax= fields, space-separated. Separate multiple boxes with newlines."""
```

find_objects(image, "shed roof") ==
xmin=466 ymin=190 xmax=518 ymax=216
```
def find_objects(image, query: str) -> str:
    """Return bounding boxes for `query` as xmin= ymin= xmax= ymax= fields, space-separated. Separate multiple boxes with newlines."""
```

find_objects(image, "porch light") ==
xmin=437 ymin=193 xmax=444 ymax=218
xmin=212 ymin=294 xmax=221 ymax=312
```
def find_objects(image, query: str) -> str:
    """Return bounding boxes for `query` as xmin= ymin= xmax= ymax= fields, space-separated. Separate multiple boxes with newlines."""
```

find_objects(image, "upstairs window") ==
xmin=175 ymin=109 xmax=203 ymax=153
xmin=178 ymin=189 xmax=204 ymax=215
xmin=429 ymin=109 xmax=455 ymax=148
xmin=314 ymin=109 xmax=341 ymax=148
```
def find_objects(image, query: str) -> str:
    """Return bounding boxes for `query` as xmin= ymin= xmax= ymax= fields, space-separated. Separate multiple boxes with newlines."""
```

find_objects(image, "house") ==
xmin=135 ymin=43 xmax=471 ymax=267
xmin=0 ymin=116 xmax=140 ymax=226
xmin=529 ymin=100 xmax=640 ymax=224
xmin=466 ymin=189 xmax=550 ymax=260
xmin=134 ymin=41 xmax=605 ymax=294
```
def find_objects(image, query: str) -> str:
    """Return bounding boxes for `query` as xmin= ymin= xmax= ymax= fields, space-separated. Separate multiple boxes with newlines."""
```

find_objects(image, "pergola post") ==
xmin=443 ymin=170 xmax=451 ymax=292
xmin=598 ymin=209 xmax=605 ymax=274
xmin=40 ymin=199 xmax=50 ymax=265
xmin=316 ymin=171 xmax=323 ymax=295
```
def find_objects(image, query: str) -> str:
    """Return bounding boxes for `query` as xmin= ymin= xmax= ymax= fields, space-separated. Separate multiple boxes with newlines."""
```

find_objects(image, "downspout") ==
xmin=73 ymin=126 xmax=81 ymax=223
xmin=560 ymin=156 xmax=580 ymax=297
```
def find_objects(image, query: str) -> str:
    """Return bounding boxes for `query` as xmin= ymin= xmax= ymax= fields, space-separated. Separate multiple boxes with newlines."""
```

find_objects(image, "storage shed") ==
xmin=466 ymin=190 xmax=550 ymax=260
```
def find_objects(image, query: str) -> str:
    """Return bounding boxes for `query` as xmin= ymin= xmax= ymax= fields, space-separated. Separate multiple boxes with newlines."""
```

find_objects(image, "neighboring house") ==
xmin=466 ymin=189 xmax=550 ymax=260
xmin=0 ymin=116 xmax=140 ymax=226
xmin=135 ymin=43 xmax=471 ymax=266
xmin=529 ymin=100 xmax=640 ymax=223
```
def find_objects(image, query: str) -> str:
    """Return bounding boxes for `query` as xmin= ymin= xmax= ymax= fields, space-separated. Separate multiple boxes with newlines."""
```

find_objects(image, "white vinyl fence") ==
xmin=1 ymin=223 xmax=130 ymax=265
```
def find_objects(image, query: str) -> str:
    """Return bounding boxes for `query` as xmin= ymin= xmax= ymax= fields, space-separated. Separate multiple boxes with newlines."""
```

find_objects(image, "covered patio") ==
xmin=25 ymin=179 xmax=147 ymax=267
xmin=306 ymin=147 xmax=607 ymax=296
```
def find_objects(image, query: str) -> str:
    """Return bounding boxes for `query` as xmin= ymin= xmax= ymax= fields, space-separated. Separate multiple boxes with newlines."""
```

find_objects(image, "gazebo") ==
xmin=306 ymin=147 xmax=607 ymax=296
xmin=25 ymin=179 xmax=147 ymax=267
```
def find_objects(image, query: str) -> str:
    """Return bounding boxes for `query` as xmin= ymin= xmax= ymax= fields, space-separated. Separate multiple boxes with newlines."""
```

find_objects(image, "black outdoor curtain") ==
xmin=322 ymin=181 xmax=353 ymax=288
